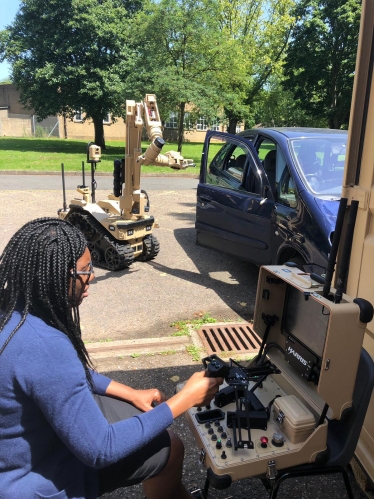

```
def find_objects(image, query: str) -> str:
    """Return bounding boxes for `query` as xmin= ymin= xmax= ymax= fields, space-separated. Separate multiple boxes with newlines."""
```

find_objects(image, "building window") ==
xmin=74 ymin=109 xmax=83 ymax=122
xmin=210 ymin=119 xmax=221 ymax=132
xmin=196 ymin=116 xmax=208 ymax=131
xmin=236 ymin=124 xmax=242 ymax=133
xmin=103 ymin=113 xmax=111 ymax=124
xmin=183 ymin=112 xmax=192 ymax=130
xmin=165 ymin=112 xmax=178 ymax=129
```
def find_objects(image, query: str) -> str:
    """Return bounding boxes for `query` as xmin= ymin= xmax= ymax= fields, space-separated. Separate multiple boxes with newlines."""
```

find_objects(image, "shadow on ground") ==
xmin=148 ymin=226 xmax=260 ymax=322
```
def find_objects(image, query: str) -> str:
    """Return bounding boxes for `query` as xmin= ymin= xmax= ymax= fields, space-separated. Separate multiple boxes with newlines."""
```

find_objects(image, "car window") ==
xmin=205 ymin=138 xmax=260 ymax=194
xmin=257 ymin=138 xmax=287 ymax=198
xmin=291 ymin=137 xmax=346 ymax=197
xmin=279 ymin=167 xmax=297 ymax=208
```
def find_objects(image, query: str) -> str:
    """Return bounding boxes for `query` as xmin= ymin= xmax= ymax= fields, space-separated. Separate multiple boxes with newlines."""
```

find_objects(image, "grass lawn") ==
xmin=0 ymin=137 xmax=221 ymax=174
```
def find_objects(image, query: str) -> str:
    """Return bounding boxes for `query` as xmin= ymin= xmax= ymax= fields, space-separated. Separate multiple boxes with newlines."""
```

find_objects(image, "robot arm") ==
xmin=135 ymin=94 xmax=195 ymax=170
xmin=121 ymin=94 xmax=194 ymax=219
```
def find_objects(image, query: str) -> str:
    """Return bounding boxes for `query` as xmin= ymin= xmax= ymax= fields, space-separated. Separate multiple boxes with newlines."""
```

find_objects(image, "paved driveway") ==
xmin=0 ymin=178 xmax=259 ymax=341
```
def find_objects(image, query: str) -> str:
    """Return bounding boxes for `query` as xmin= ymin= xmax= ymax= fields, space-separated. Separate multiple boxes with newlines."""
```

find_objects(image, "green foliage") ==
xmin=128 ymin=0 xmax=231 ymax=151
xmin=217 ymin=0 xmax=296 ymax=132
xmin=170 ymin=313 xmax=218 ymax=337
xmin=130 ymin=352 xmax=141 ymax=358
xmin=283 ymin=0 xmax=361 ymax=129
xmin=251 ymin=76 xmax=328 ymax=128
xmin=0 ymin=0 xmax=139 ymax=148
xmin=185 ymin=345 xmax=201 ymax=362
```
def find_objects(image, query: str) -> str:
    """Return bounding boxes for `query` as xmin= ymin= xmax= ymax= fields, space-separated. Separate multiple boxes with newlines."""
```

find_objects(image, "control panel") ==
xmin=183 ymin=375 xmax=327 ymax=483
xmin=183 ymin=264 xmax=373 ymax=485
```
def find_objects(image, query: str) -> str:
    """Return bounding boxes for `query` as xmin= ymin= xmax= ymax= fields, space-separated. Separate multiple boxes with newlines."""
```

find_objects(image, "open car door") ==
xmin=196 ymin=131 xmax=274 ymax=265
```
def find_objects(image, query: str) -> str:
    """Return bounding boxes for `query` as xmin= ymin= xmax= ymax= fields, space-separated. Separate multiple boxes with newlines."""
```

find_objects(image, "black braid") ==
xmin=0 ymin=217 xmax=94 ymax=388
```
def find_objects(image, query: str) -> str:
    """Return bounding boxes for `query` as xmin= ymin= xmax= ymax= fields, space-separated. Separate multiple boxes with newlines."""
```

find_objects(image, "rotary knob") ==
xmin=208 ymin=428 xmax=214 ymax=435
xmin=226 ymin=438 xmax=232 ymax=448
xmin=216 ymin=440 xmax=222 ymax=450
xmin=204 ymin=422 xmax=211 ymax=428
xmin=221 ymin=432 xmax=227 ymax=439
xmin=272 ymin=432 xmax=284 ymax=447
xmin=211 ymin=434 xmax=217 ymax=441
xmin=214 ymin=420 xmax=220 ymax=427
xmin=217 ymin=426 xmax=223 ymax=433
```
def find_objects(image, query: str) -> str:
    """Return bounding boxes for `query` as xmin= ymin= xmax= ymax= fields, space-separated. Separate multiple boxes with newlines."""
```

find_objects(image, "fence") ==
xmin=0 ymin=112 xmax=59 ymax=138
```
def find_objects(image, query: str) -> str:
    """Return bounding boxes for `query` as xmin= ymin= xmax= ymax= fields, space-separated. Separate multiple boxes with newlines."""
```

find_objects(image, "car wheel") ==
xmin=286 ymin=256 xmax=306 ymax=272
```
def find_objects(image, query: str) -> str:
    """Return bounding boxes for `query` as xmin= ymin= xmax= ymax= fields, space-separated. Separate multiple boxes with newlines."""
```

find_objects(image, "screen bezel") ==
xmin=281 ymin=285 xmax=330 ymax=359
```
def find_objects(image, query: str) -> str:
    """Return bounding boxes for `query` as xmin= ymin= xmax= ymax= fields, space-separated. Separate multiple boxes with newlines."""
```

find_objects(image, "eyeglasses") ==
xmin=71 ymin=261 xmax=94 ymax=277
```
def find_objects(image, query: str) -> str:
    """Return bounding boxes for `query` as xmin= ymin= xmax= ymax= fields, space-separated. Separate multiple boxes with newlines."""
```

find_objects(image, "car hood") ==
xmin=313 ymin=196 xmax=339 ymax=234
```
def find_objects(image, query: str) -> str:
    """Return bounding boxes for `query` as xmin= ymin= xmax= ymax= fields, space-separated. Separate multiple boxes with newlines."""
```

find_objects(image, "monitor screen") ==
xmin=282 ymin=285 xmax=330 ymax=358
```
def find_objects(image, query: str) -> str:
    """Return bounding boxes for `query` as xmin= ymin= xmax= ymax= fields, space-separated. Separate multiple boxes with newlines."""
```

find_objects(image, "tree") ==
xmin=283 ymin=0 xmax=361 ymax=129
xmin=129 ymin=0 xmax=232 ymax=152
xmin=251 ymin=75 xmax=328 ymax=128
xmin=0 ymin=0 xmax=139 ymax=148
xmin=217 ymin=0 xmax=296 ymax=133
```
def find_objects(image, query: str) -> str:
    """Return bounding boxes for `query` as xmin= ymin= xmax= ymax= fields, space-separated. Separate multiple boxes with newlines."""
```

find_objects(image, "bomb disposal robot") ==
xmin=59 ymin=95 xmax=194 ymax=270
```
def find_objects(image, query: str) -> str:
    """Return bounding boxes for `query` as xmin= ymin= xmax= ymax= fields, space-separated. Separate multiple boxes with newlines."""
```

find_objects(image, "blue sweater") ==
xmin=0 ymin=311 xmax=174 ymax=499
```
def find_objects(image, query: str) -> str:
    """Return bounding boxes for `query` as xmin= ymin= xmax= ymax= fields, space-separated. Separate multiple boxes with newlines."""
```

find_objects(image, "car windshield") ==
xmin=291 ymin=137 xmax=347 ymax=198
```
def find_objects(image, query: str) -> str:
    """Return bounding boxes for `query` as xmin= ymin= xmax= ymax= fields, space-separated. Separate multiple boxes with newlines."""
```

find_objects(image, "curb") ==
xmin=0 ymin=170 xmax=199 ymax=178
xmin=86 ymin=335 xmax=192 ymax=360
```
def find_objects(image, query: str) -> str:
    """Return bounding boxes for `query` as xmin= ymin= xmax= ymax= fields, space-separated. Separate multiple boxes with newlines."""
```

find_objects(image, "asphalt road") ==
xmin=0 ymin=173 xmax=198 ymax=191
xmin=0 ymin=176 xmax=367 ymax=499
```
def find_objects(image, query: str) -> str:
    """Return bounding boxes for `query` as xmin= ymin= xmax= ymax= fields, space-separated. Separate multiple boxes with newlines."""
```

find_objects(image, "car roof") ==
xmin=239 ymin=127 xmax=348 ymax=140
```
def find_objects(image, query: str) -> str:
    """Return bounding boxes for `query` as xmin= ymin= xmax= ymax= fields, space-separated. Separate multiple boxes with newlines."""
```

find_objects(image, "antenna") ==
xmin=334 ymin=200 xmax=359 ymax=303
xmin=322 ymin=197 xmax=348 ymax=298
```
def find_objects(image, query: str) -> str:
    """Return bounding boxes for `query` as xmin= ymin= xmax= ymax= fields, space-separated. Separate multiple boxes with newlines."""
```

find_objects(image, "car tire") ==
xmin=286 ymin=255 xmax=306 ymax=272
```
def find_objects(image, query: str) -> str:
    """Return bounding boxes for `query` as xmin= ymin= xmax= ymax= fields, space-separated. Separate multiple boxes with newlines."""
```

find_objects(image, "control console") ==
xmin=183 ymin=375 xmax=327 ymax=484
xmin=184 ymin=264 xmax=373 ymax=486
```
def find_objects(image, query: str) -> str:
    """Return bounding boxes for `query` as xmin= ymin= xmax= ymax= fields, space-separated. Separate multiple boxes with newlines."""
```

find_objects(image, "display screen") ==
xmin=282 ymin=285 xmax=330 ymax=358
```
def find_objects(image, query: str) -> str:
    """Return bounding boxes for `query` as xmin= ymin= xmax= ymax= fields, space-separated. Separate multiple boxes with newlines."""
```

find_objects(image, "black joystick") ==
xmin=221 ymin=451 xmax=227 ymax=460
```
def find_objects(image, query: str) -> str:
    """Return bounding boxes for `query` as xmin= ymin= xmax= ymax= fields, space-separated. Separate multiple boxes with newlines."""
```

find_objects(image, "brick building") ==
xmin=0 ymin=84 xmax=242 ymax=142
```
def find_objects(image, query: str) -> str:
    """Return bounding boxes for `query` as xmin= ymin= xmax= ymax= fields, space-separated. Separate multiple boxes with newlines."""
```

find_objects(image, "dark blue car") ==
xmin=195 ymin=128 xmax=347 ymax=274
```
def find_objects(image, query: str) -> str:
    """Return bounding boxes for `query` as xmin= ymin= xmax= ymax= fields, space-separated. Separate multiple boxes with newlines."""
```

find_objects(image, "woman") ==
xmin=0 ymin=218 xmax=221 ymax=499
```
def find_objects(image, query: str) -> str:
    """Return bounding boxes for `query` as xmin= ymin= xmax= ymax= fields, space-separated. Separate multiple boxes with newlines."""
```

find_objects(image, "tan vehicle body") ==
xmin=339 ymin=0 xmax=374 ymax=486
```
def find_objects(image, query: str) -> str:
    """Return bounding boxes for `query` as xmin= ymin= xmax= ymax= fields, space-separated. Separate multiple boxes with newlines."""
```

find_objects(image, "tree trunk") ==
xmin=227 ymin=116 xmax=238 ymax=134
xmin=177 ymin=102 xmax=186 ymax=153
xmin=92 ymin=115 xmax=106 ymax=149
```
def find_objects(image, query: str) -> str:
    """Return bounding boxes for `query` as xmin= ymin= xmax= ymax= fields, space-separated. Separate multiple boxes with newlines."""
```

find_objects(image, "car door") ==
xmin=196 ymin=131 xmax=274 ymax=265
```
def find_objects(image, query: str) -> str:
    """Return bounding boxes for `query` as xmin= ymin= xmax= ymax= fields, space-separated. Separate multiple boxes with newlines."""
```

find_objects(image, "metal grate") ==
xmin=197 ymin=323 xmax=261 ymax=356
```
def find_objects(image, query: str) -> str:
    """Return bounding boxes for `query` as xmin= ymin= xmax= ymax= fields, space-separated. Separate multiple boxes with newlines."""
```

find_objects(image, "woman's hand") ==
xmin=105 ymin=381 xmax=165 ymax=412
xmin=166 ymin=371 xmax=223 ymax=418
xmin=131 ymin=388 xmax=166 ymax=412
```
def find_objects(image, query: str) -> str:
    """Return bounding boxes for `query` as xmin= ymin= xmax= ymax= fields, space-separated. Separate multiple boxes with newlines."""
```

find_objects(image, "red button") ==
xmin=260 ymin=436 xmax=268 ymax=448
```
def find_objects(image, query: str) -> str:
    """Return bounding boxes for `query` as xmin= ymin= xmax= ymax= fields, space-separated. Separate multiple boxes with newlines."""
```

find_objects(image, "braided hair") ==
xmin=0 ymin=217 xmax=94 ymax=385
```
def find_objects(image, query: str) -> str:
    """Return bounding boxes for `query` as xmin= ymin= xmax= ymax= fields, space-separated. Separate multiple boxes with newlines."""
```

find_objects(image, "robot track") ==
xmin=66 ymin=208 xmax=135 ymax=271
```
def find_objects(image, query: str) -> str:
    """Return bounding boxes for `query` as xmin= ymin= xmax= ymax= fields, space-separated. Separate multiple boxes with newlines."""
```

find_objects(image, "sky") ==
xmin=0 ymin=0 xmax=21 ymax=80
